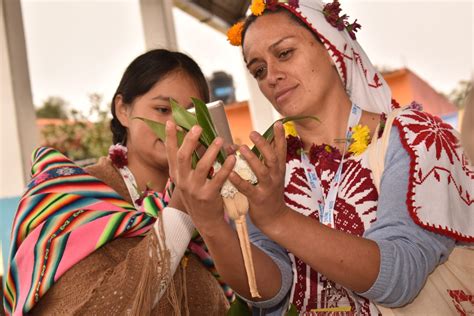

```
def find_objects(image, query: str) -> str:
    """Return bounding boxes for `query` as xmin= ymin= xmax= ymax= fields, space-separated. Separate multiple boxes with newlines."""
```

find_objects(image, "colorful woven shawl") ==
xmin=2 ymin=147 xmax=165 ymax=315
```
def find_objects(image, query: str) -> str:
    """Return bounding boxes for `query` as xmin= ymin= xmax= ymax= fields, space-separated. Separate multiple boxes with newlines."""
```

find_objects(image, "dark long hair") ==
xmin=110 ymin=49 xmax=209 ymax=144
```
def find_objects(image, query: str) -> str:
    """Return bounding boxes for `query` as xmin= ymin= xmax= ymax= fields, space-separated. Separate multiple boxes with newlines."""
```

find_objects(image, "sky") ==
xmin=20 ymin=0 xmax=473 ymax=113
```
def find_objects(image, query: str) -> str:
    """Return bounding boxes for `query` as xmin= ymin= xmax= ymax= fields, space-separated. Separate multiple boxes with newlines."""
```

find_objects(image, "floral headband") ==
xmin=227 ymin=0 xmax=361 ymax=46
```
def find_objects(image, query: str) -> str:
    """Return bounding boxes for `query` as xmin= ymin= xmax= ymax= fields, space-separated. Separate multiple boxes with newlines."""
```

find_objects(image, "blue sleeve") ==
xmin=361 ymin=126 xmax=456 ymax=307
xmin=236 ymin=216 xmax=293 ymax=315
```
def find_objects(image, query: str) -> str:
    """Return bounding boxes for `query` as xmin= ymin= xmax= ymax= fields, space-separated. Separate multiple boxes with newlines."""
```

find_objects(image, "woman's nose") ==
xmin=267 ymin=62 xmax=285 ymax=87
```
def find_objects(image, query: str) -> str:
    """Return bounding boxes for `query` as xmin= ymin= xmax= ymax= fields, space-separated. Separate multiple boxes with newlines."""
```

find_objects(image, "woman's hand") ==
xmin=165 ymin=121 xmax=236 ymax=232
xmin=229 ymin=122 xmax=289 ymax=231
xmin=166 ymin=121 xmax=286 ymax=300
xmin=167 ymin=187 xmax=187 ymax=213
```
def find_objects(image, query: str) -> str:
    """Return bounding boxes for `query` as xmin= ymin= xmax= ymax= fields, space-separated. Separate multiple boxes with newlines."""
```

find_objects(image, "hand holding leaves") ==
xmin=135 ymin=97 xmax=319 ymax=298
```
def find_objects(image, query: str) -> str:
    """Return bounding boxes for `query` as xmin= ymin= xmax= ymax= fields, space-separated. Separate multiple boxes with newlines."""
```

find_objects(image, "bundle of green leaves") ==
xmin=135 ymin=97 xmax=318 ymax=167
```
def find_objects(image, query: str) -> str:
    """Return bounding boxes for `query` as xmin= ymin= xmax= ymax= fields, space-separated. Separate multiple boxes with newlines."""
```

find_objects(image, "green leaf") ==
xmin=193 ymin=98 xmax=218 ymax=142
xmin=226 ymin=297 xmax=251 ymax=316
xmin=133 ymin=117 xmax=185 ymax=146
xmin=135 ymin=116 xmax=199 ymax=169
xmin=285 ymin=303 xmax=298 ymax=316
xmin=170 ymin=98 xmax=197 ymax=131
xmin=192 ymin=98 xmax=227 ymax=164
xmin=251 ymin=115 xmax=320 ymax=159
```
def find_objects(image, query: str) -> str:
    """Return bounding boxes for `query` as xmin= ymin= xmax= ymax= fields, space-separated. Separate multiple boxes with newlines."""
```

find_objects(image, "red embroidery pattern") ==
xmin=285 ymin=150 xmax=378 ymax=313
xmin=285 ymin=165 xmax=313 ymax=212
xmin=448 ymin=289 xmax=474 ymax=316
xmin=405 ymin=111 xmax=460 ymax=164
xmin=393 ymin=109 xmax=474 ymax=242
xmin=352 ymin=49 xmax=382 ymax=88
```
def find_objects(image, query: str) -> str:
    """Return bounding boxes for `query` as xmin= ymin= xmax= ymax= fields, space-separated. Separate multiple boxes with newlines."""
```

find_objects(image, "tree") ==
xmin=80 ymin=93 xmax=113 ymax=159
xmin=39 ymin=93 xmax=112 ymax=162
xmin=35 ymin=96 xmax=69 ymax=119
xmin=447 ymin=80 xmax=472 ymax=109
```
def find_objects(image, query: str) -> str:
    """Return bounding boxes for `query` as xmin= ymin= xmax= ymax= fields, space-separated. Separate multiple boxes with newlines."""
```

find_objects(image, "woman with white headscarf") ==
xmin=164 ymin=0 xmax=474 ymax=314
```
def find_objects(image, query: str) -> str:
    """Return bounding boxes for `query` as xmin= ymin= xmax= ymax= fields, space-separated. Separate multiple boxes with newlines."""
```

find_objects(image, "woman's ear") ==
xmin=115 ymin=94 xmax=130 ymax=128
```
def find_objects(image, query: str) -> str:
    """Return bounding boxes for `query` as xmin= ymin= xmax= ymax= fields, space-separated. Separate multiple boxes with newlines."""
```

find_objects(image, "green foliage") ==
xmin=136 ymin=117 xmax=199 ymax=167
xmin=36 ymin=96 xmax=69 ymax=119
xmin=139 ymin=98 xmax=319 ymax=167
xmin=136 ymin=98 xmax=226 ymax=167
xmin=285 ymin=304 xmax=298 ymax=316
xmin=170 ymin=98 xmax=198 ymax=131
xmin=251 ymin=115 xmax=320 ymax=159
xmin=447 ymin=80 xmax=472 ymax=109
xmin=192 ymin=98 xmax=227 ymax=163
xmin=227 ymin=297 xmax=251 ymax=316
xmin=39 ymin=93 xmax=112 ymax=161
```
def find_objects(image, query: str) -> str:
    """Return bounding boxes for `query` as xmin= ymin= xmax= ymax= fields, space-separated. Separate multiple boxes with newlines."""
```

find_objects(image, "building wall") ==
xmin=224 ymin=101 xmax=254 ymax=146
xmin=384 ymin=73 xmax=414 ymax=106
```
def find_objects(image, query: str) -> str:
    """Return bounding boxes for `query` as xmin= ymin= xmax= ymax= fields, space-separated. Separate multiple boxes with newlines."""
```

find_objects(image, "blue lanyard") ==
xmin=301 ymin=104 xmax=362 ymax=228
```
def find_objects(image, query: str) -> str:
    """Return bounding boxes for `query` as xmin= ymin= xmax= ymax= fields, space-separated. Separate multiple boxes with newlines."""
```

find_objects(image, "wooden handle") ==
xmin=223 ymin=192 xmax=249 ymax=220
xmin=235 ymin=216 xmax=261 ymax=298
xmin=223 ymin=193 xmax=261 ymax=298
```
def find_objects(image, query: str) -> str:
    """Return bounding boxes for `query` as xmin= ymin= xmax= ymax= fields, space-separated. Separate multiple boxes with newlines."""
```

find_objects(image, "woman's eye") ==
xmin=253 ymin=65 xmax=267 ymax=79
xmin=155 ymin=107 xmax=170 ymax=114
xmin=279 ymin=49 xmax=293 ymax=59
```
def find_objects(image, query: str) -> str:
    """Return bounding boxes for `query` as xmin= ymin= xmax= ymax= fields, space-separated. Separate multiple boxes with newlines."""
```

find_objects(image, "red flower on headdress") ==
xmin=266 ymin=0 xmax=279 ymax=10
xmin=346 ymin=19 xmax=361 ymax=40
xmin=323 ymin=0 xmax=361 ymax=39
xmin=288 ymin=0 xmax=299 ymax=8
xmin=323 ymin=1 xmax=345 ymax=29
xmin=108 ymin=143 xmax=128 ymax=169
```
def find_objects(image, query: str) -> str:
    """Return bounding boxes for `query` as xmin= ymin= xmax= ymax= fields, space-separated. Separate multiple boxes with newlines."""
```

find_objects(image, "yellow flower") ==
xmin=348 ymin=140 xmax=368 ymax=156
xmin=251 ymin=0 xmax=266 ymax=16
xmin=283 ymin=121 xmax=298 ymax=136
xmin=352 ymin=124 xmax=370 ymax=142
xmin=227 ymin=21 xmax=244 ymax=46
xmin=349 ymin=124 xmax=370 ymax=155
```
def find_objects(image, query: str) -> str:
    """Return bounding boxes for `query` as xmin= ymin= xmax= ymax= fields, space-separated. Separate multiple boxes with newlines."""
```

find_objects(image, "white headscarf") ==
xmin=280 ymin=0 xmax=393 ymax=114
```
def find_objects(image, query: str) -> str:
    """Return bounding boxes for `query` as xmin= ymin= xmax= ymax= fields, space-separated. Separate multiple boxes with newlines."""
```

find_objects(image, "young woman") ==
xmin=3 ymin=49 xmax=230 ymax=315
xmin=165 ymin=1 xmax=473 ymax=315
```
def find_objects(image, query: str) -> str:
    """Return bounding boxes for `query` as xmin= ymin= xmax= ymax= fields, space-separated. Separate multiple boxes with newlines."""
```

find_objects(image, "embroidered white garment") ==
xmin=392 ymin=109 xmax=474 ymax=241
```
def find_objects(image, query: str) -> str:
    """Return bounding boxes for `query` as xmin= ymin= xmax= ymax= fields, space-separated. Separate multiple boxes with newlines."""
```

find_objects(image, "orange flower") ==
xmin=251 ymin=0 xmax=265 ymax=16
xmin=227 ymin=21 xmax=244 ymax=46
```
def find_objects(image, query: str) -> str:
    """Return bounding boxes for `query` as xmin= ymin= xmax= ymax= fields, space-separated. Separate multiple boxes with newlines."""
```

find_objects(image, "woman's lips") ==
xmin=275 ymin=85 xmax=297 ymax=104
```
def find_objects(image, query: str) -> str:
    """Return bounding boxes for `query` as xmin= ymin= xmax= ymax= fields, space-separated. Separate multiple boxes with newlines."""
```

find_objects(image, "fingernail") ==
xmin=225 ymin=155 xmax=236 ymax=166
xmin=250 ymin=131 xmax=260 ymax=141
xmin=214 ymin=137 xmax=223 ymax=146
xmin=240 ymin=145 xmax=250 ymax=154
xmin=191 ymin=125 xmax=202 ymax=135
